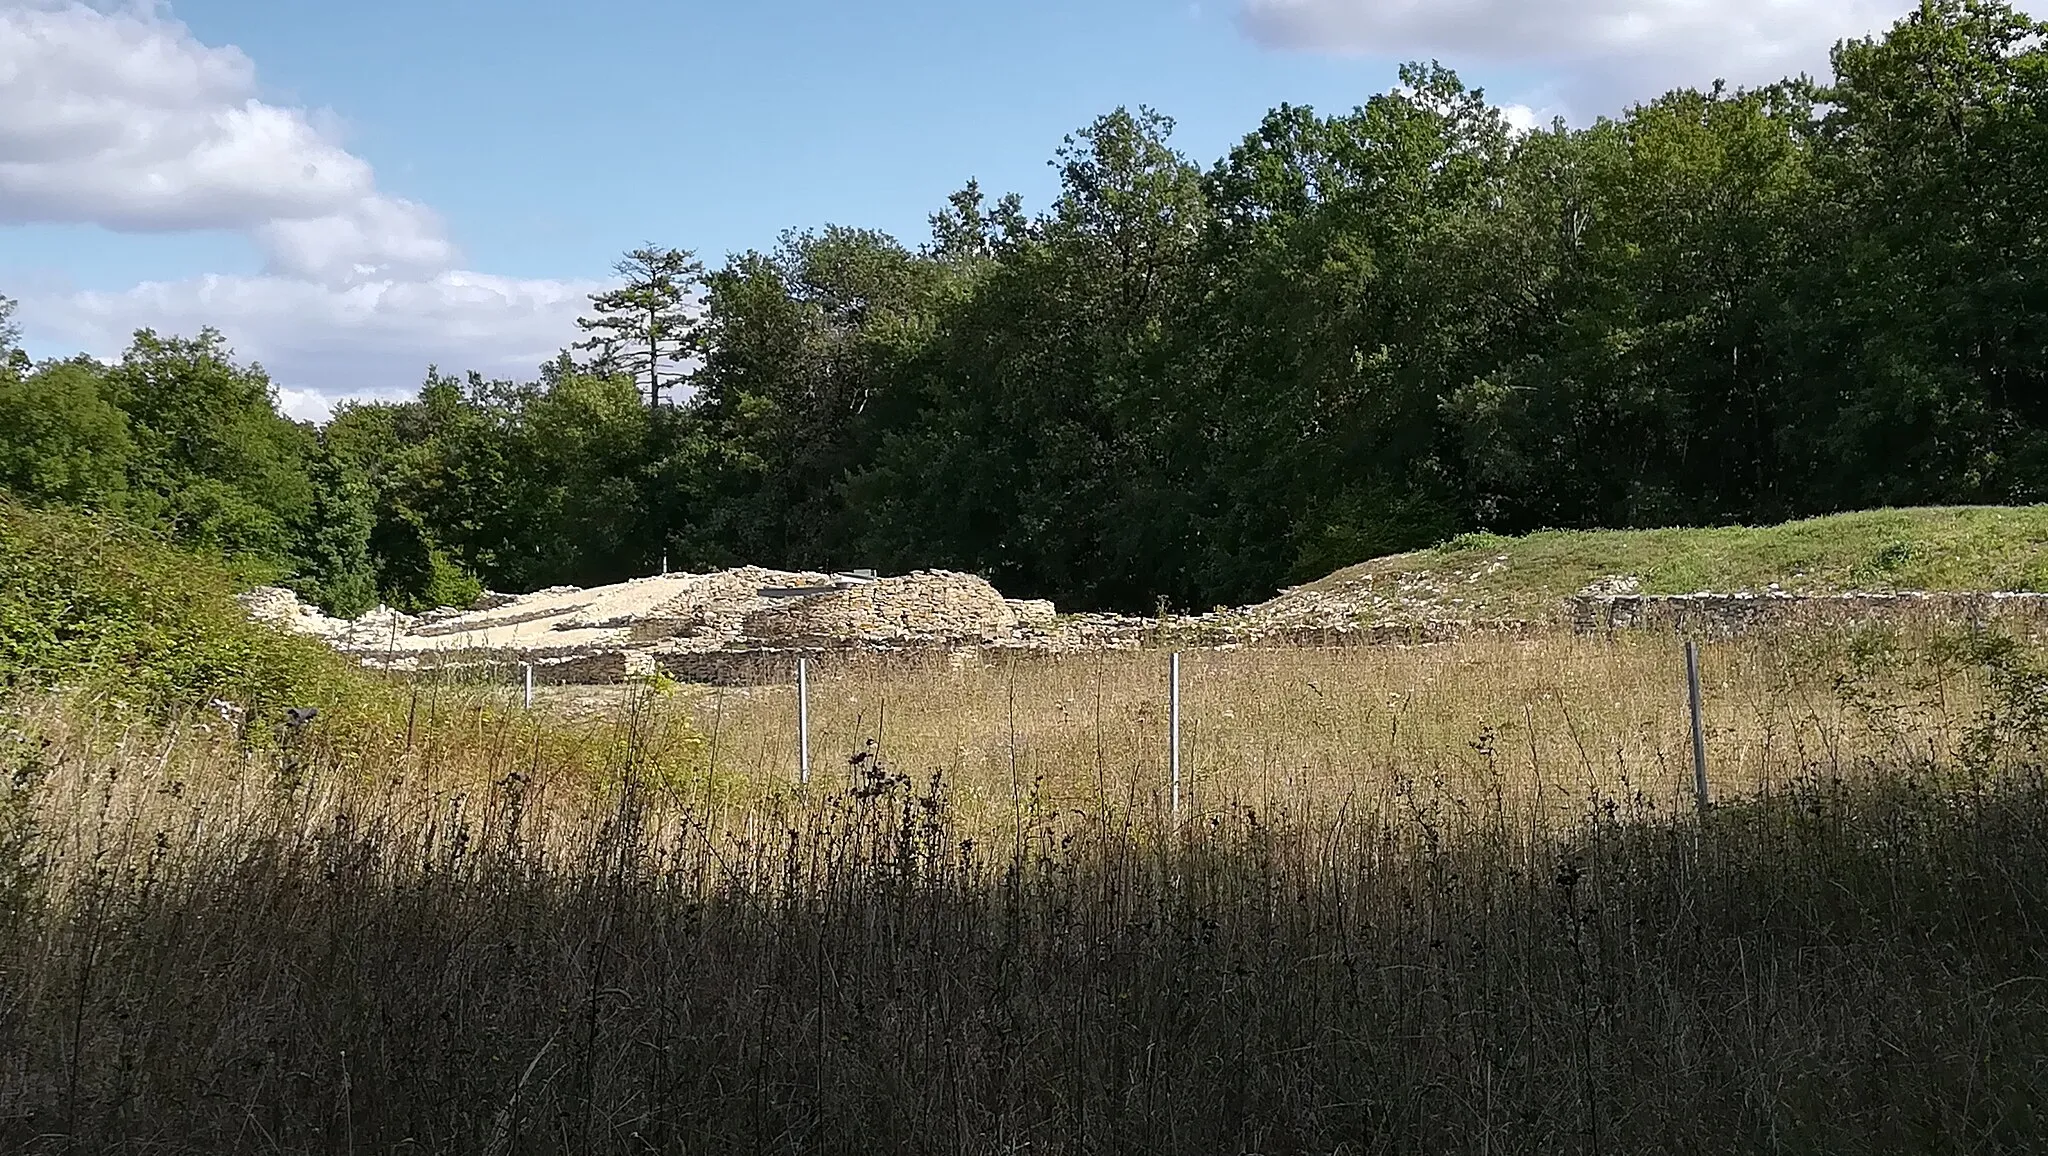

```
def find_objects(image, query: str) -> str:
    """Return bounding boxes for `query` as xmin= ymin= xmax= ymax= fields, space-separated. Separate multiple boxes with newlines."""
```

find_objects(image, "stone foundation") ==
xmin=1565 ymin=590 xmax=2048 ymax=638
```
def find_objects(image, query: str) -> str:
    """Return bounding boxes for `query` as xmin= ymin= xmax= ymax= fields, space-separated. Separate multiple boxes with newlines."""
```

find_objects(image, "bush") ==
xmin=0 ymin=502 xmax=368 ymax=721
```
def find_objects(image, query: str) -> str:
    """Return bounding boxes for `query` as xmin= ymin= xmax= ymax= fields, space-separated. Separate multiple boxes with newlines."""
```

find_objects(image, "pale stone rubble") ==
xmin=242 ymin=562 xmax=2048 ymax=686
xmin=239 ymin=567 xmax=1145 ymax=685
xmin=1238 ymin=555 xmax=1521 ymax=635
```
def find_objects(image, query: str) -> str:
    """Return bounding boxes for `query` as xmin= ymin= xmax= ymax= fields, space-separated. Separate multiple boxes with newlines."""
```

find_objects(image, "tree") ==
xmin=0 ymin=293 xmax=24 ymax=377
xmin=576 ymin=246 xmax=706 ymax=407
xmin=101 ymin=329 xmax=315 ymax=567
xmin=681 ymin=226 xmax=956 ymax=570
xmin=289 ymin=449 xmax=378 ymax=617
xmin=323 ymin=394 xmax=476 ymax=610
xmin=1446 ymin=83 xmax=1817 ymax=531
xmin=1156 ymin=70 xmax=1517 ymax=604
xmin=926 ymin=179 xmax=1030 ymax=263
xmin=852 ymin=107 xmax=1208 ymax=610
xmin=1787 ymin=0 xmax=2048 ymax=506
xmin=0 ymin=359 xmax=133 ymax=509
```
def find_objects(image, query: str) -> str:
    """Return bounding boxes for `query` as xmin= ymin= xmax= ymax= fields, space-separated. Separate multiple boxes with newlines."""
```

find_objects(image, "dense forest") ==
xmin=4 ymin=0 xmax=2046 ymax=615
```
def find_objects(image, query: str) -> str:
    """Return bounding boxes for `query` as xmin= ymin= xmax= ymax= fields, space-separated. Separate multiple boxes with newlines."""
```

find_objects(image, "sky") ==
xmin=2 ymin=0 xmax=1927 ymax=420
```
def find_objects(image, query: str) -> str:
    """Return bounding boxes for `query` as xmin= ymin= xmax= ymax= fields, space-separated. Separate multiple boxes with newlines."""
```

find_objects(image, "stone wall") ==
xmin=1565 ymin=590 xmax=2048 ymax=637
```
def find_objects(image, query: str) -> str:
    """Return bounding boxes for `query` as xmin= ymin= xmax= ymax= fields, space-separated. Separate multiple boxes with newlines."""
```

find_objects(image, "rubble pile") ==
xmin=1234 ymin=554 xmax=1518 ymax=636
xmin=741 ymin=571 xmax=1022 ymax=645
xmin=239 ymin=566 xmax=1099 ymax=684
xmin=242 ymin=557 xmax=2048 ymax=686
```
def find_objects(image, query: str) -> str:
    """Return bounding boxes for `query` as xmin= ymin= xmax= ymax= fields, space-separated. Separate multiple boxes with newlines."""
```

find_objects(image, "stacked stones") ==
xmin=740 ymin=571 xmax=1023 ymax=646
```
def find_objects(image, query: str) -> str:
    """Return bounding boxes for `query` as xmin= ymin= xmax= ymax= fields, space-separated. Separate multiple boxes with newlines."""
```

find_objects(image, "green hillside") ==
xmin=1278 ymin=507 xmax=2048 ymax=623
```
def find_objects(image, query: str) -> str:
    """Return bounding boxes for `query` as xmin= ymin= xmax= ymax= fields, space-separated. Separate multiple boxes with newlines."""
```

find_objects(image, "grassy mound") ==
xmin=1282 ymin=506 xmax=2048 ymax=621
xmin=0 ymin=502 xmax=368 ymax=720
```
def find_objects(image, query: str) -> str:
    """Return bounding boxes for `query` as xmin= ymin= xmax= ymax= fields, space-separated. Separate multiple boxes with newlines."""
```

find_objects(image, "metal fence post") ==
xmin=522 ymin=662 xmax=533 ymax=710
xmin=1685 ymin=638 xmax=1710 ymax=811
xmin=797 ymin=656 xmax=812 ymax=787
xmin=1170 ymin=651 xmax=1182 ymax=824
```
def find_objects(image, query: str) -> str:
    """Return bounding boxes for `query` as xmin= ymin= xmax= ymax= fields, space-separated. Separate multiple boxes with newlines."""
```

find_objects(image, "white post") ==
xmin=1685 ymin=639 xmax=1709 ymax=811
xmin=797 ymin=656 xmax=812 ymax=787
xmin=522 ymin=662 xmax=533 ymax=709
xmin=1169 ymin=651 xmax=1182 ymax=824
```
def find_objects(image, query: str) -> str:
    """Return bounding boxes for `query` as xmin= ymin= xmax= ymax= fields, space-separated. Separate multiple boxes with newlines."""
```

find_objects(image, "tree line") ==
xmin=4 ymin=0 xmax=2046 ymax=616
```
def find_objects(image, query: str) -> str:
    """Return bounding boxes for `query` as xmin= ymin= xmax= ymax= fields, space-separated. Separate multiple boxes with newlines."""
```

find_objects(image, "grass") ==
xmin=655 ymin=630 xmax=1969 ymax=841
xmin=5 ymin=625 xmax=2048 ymax=1152
xmin=7 ymin=505 xmax=2048 ymax=1150
xmin=1284 ymin=505 xmax=2048 ymax=622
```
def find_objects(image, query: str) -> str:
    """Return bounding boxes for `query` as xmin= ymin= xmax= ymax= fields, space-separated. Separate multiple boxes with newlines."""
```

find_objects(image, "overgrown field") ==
xmin=5 ymin=625 xmax=2048 ymax=1153
xmin=664 ymin=630 xmax=1980 ymax=837
xmin=7 ymin=504 xmax=2048 ymax=1152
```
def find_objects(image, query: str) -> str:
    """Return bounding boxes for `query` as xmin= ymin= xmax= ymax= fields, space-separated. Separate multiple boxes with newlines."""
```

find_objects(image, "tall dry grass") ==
xmin=2 ymin=627 xmax=2046 ymax=1153
xmin=677 ymin=630 xmax=1973 ymax=838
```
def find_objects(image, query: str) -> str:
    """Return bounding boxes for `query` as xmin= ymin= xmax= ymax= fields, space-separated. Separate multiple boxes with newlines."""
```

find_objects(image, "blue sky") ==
xmin=27 ymin=0 xmax=1483 ymax=283
xmin=1 ymin=0 xmax=1923 ymax=418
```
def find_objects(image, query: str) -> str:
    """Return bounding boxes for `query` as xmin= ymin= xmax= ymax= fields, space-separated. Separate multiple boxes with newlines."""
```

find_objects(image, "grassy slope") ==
xmin=1278 ymin=506 xmax=2048 ymax=622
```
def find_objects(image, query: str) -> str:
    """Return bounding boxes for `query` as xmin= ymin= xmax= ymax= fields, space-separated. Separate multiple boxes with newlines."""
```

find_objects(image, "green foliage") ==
xmin=289 ymin=450 xmax=379 ymax=617
xmin=576 ymin=245 xmax=705 ymax=407
xmin=13 ymin=2 xmax=2048 ymax=617
xmin=0 ymin=359 xmax=133 ymax=509
xmin=0 ymin=504 xmax=368 ymax=719
xmin=370 ymin=510 xmax=480 ymax=612
xmin=685 ymin=225 xmax=964 ymax=572
xmin=329 ymin=366 xmax=653 ymax=597
xmin=101 ymin=329 xmax=316 ymax=568
xmin=325 ymin=390 xmax=480 ymax=610
xmin=0 ymin=293 xmax=25 ymax=377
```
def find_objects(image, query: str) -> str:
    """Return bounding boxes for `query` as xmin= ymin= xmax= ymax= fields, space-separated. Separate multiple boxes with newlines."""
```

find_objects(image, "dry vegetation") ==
xmin=4 ymin=626 xmax=2048 ymax=1153
xmin=674 ymin=632 xmax=1965 ymax=837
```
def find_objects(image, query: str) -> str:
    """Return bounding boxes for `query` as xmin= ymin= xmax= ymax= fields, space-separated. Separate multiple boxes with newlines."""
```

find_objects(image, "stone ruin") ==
xmin=1564 ymin=585 xmax=2048 ymax=638
xmin=245 ymin=559 xmax=2048 ymax=687
xmin=241 ymin=566 xmax=1096 ymax=685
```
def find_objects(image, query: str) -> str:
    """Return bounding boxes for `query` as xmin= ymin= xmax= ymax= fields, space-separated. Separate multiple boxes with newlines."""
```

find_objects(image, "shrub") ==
xmin=0 ymin=502 xmax=367 ymax=721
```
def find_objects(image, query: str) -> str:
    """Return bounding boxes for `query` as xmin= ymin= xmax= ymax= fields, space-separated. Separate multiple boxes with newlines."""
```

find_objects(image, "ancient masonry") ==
xmin=1564 ymin=588 xmax=2048 ymax=638
xmin=240 ymin=568 xmax=1142 ymax=685
xmin=243 ymin=566 xmax=2048 ymax=686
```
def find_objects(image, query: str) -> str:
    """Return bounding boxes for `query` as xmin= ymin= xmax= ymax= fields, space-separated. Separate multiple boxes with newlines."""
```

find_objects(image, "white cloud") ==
xmin=1 ymin=2 xmax=371 ymax=233
xmin=1238 ymin=0 xmax=1913 ymax=113
xmin=273 ymin=385 xmax=352 ymax=423
xmin=18 ymin=269 xmax=601 ymax=420
xmin=0 ymin=1 xmax=598 ymax=413
xmin=1499 ymin=102 xmax=1541 ymax=135
xmin=254 ymin=197 xmax=457 ymax=283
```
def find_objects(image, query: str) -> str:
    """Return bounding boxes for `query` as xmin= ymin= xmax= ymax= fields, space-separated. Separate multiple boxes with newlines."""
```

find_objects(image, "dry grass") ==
xmin=2 ymin=627 xmax=2046 ymax=1153
xmin=671 ymin=631 xmax=1967 ymax=839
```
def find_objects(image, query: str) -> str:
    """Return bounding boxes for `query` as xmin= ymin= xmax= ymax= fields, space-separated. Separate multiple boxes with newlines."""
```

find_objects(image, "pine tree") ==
xmin=575 ymin=246 xmax=705 ymax=406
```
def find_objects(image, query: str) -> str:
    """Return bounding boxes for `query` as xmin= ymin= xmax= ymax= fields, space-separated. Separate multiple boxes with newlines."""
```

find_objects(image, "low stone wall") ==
xmin=655 ymin=645 xmax=993 ymax=686
xmin=280 ymin=576 xmax=2048 ymax=691
xmin=363 ymin=648 xmax=658 ymax=684
xmin=1565 ymin=591 xmax=2048 ymax=638
xmin=655 ymin=649 xmax=814 ymax=687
